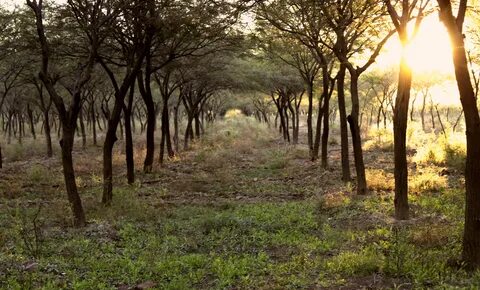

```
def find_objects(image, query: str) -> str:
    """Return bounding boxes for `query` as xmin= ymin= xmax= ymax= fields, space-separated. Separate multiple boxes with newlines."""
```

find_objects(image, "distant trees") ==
xmin=256 ymin=26 xmax=320 ymax=152
xmin=258 ymin=0 xmax=339 ymax=169
xmin=319 ymin=0 xmax=395 ymax=195
xmin=136 ymin=0 xmax=243 ymax=173
xmin=0 ymin=0 xmax=243 ymax=225
xmin=259 ymin=0 xmax=395 ymax=193
xmin=363 ymin=70 xmax=396 ymax=129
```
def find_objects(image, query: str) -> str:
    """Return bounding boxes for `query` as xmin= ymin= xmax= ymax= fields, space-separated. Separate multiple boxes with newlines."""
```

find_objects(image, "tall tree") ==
xmin=437 ymin=0 xmax=480 ymax=269
xmin=386 ymin=0 xmax=429 ymax=219
xmin=319 ymin=0 xmax=395 ymax=195
xmin=97 ymin=0 xmax=153 ymax=205
xmin=26 ymin=0 xmax=116 ymax=226
xmin=139 ymin=0 xmax=243 ymax=172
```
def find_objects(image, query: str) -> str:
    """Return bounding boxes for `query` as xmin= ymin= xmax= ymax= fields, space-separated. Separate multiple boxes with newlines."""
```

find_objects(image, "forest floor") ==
xmin=0 ymin=114 xmax=478 ymax=289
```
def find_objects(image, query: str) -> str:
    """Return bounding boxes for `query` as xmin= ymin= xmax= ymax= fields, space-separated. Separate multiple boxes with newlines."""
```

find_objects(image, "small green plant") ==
xmin=266 ymin=149 xmax=290 ymax=170
xmin=26 ymin=164 xmax=51 ymax=183
xmin=382 ymin=226 xmax=412 ymax=276
xmin=325 ymin=246 xmax=383 ymax=276
xmin=409 ymin=168 xmax=447 ymax=193
xmin=14 ymin=204 xmax=44 ymax=258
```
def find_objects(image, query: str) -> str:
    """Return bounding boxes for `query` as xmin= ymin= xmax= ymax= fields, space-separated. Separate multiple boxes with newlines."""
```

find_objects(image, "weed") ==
xmin=366 ymin=169 xmax=394 ymax=191
xmin=326 ymin=246 xmax=383 ymax=276
xmin=409 ymin=168 xmax=447 ymax=193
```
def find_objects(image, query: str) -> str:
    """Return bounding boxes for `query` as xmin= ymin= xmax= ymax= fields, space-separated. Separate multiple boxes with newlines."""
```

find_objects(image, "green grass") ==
xmin=1 ymin=190 xmax=478 ymax=289
xmin=1 ymin=115 xmax=479 ymax=289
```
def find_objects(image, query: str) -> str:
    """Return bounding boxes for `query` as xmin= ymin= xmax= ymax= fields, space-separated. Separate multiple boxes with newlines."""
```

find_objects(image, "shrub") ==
xmin=366 ymin=169 xmax=394 ymax=191
xmin=326 ymin=247 xmax=383 ymax=276
xmin=26 ymin=164 xmax=51 ymax=183
xmin=409 ymin=168 xmax=447 ymax=193
xmin=413 ymin=132 xmax=466 ymax=170
xmin=364 ymin=128 xmax=394 ymax=152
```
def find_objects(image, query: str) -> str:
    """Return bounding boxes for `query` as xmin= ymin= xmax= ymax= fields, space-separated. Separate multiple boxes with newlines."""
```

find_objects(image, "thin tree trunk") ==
xmin=184 ymin=115 xmax=194 ymax=150
xmin=312 ymin=96 xmax=323 ymax=161
xmin=437 ymin=0 xmax=480 ymax=268
xmin=44 ymin=110 xmax=53 ymax=157
xmin=173 ymin=100 xmax=181 ymax=152
xmin=393 ymin=54 xmax=412 ymax=220
xmin=338 ymin=64 xmax=351 ymax=181
xmin=307 ymin=82 xmax=314 ymax=154
xmin=102 ymin=96 xmax=124 ymax=205
xmin=430 ymin=96 xmax=436 ymax=130
xmin=348 ymin=73 xmax=367 ymax=195
xmin=79 ymin=109 xmax=87 ymax=148
xmin=124 ymin=81 xmax=135 ymax=184
xmin=321 ymin=87 xmax=331 ymax=168
xmin=421 ymin=92 xmax=427 ymax=131
xmin=91 ymin=102 xmax=97 ymax=146
xmin=61 ymin=125 xmax=86 ymax=227
xmin=27 ymin=105 xmax=36 ymax=140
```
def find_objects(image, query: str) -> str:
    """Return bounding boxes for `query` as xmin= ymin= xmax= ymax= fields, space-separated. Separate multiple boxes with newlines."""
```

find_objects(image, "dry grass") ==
xmin=409 ymin=168 xmax=448 ymax=193
xmin=410 ymin=225 xmax=452 ymax=248
xmin=364 ymin=128 xmax=394 ymax=152
xmin=366 ymin=169 xmax=394 ymax=192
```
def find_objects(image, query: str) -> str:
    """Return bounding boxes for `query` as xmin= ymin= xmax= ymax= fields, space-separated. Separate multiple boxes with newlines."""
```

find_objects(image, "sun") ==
xmin=377 ymin=15 xmax=454 ymax=74
xmin=374 ymin=14 xmax=462 ymax=105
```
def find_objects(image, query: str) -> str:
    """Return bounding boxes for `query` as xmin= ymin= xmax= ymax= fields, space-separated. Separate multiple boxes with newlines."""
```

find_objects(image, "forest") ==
xmin=0 ymin=0 xmax=480 ymax=288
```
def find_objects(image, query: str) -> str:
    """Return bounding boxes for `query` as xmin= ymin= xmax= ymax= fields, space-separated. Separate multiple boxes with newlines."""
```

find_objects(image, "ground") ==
xmin=0 ymin=115 xmax=478 ymax=289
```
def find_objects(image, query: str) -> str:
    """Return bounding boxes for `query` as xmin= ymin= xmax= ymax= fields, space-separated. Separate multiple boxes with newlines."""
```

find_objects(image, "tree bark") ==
xmin=44 ymin=110 xmax=53 ymax=157
xmin=312 ymin=96 xmax=323 ymax=161
xmin=102 ymin=108 xmax=121 ymax=205
xmin=307 ymin=82 xmax=314 ymax=155
xmin=349 ymin=73 xmax=367 ymax=195
xmin=438 ymin=0 xmax=480 ymax=268
xmin=421 ymin=92 xmax=427 ymax=131
xmin=90 ymin=101 xmax=97 ymax=145
xmin=393 ymin=54 xmax=412 ymax=220
xmin=337 ymin=65 xmax=351 ymax=181
xmin=159 ymin=98 xmax=175 ymax=164
xmin=27 ymin=105 xmax=36 ymax=140
xmin=173 ymin=98 xmax=181 ymax=152
xmin=138 ymin=69 xmax=156 ymax=173
xmin=61 ymin=125 xmax=86 ymax=227
xmin=79 ymin=109 xmax=87 ymax=148
xmin=321 ymin=84 xmax=332 ymax=168
xmin=124 ymin=81 xmax=135 ymax=184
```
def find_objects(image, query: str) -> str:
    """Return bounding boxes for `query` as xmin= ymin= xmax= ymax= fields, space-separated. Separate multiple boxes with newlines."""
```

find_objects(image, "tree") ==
xmin=437 ymin=0 xmax=480 ymax=269
xmin=255 ymin=24 xmax=321 ymax=155
xmin=138 ymin=0 xmax=243 ymax=173
xmin=258 ymin=0 xmax=340 ymax=169
xmin=26 ymin=0 xmax=116 ymax=226
xmin=97 ymin=0 xmax=153 ymax=205
xmin=319 ymin=0 xmax=395 ymax=195
xmin=385 ymin=0 xmax=429 ymax=219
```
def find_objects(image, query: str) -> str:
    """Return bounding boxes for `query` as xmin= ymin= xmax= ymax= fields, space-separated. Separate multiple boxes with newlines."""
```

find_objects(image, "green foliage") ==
xmin=413 ymin=132 xmax=466 ymax=170
xmin=26 ymin=165 xmax=51 ymax=184
xmin=326 ymin=246 xmax=383 ymax=276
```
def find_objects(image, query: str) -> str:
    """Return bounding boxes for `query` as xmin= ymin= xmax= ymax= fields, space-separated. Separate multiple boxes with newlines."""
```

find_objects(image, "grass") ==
xmin=1 ymin=114 xmax=479 ymax=289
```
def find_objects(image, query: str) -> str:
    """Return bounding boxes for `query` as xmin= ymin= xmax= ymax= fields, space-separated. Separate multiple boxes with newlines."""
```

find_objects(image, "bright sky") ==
xmin=376 ymin=14 xmax=461 ymax=106
xmin=6 ymin=0 xmax=65 ymax=7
